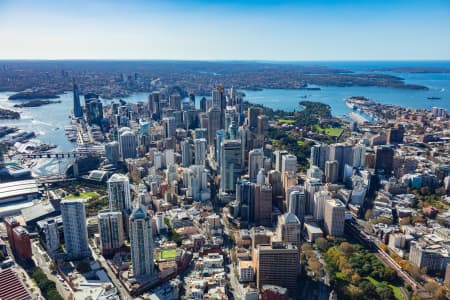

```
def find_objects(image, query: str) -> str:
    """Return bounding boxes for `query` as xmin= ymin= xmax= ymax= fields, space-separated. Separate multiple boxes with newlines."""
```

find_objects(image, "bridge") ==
xmin=21 ymin=152 xmax=88 ymax=159
xmin=36 ymin=175 xmax=77 ymax=184
xmin=19 ymin=145 xmax=105 ymax=159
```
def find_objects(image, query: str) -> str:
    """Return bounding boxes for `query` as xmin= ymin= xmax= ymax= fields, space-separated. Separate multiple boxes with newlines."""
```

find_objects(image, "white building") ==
xmin=107 ymin=174 xmax=131 ymax=212
xmin=324 ymin=199 xmax=346 ymax=237
xmin=61 ymin=200 xmax=90 ymax=259
xmin=129 ymin=207 xmax=154 ymax=277
xmin=118 ymin=129 xmax=137 ymax=160
xmin=313 ymin=191 xmax=332 ymax=223
xmin=42 ymin=218 xmax=60 ymax=256
xmin=288 ymin=189 xmax=306 ymax=222
xmin=281 ymin=154 xmax=297 ymax=174
xmin=249 ymin=148 xmax=265 ymax=182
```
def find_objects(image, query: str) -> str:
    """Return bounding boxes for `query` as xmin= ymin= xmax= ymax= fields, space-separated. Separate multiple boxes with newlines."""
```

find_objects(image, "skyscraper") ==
xmin=352 ymin=144 xmax=366 ymax=168
xmin=304 ymin=178 xmax=323 ymax=215
xmin=220 ymin=139 xmax=242 ymax=195
xmin=324 ymin=199 xmax=346 ymax=237
xmin=150 ymin=91 xmax=161 ymax=120
xmin=169 ymin=93 xmax=181 ymax=110
xmin=248 ymin=148 xmax=265 ymax=182
xmin=61 ymin=200 xmax=90 ymax=259
xmin=181 ymin=138 xmax=192 ymax=167
xmin=73 ymin=83 xmax=83 ymax=118
xmin=313 ymin=191 xmax=332 ymax=223
xmin=105 ymin=141 xmax=120 ymax=163
xmin=236 ymin=179 xmax=256 ymax=223
xmin=324 ymin=160 xmax=339 ymax=183
xmin=375 ymin=145 xmax=394 ymax=175
xmin=288 ymin=190 xmax=306 ymax=223
xmin=163 ymin=116 xmax=176 ymax=138
xmin=281 ymin=154 xmax=297 ymax=174
xmin=119 ymin=128 xmax=137 ymax=160
xmin=86 ymin=98 xmax=103 ymax=127
xmin=194 ymin=138 xmax=207 ymax=166
xmin=208 ymin=107 xmax=222 ymax=146
xmin=212 ymin=85 xmax=226 ymax=128
xmin=216 ymin=129 xmax=225 ymax=168
xmin=42 ymin=219 xmax=60 ymax=256
xmin=274 ymin=150 xmax=289 ymax=172
xmin=329 ymin=144 xmax=353 ymax=181
xmin=129 ymin=207 xmax=154 ymax=277
xmin=255 ymin=184 xmax=272 ymax=226
xmin=185 ymin=165 xmax=209 ymax=201
xmin=247 ymin=107 xmax=260 ymax=130
xmin=108 ymin=173 xmax=131 ymax=212
xmin=310 ymin=144 xmax=330 ymax=171
xmin=98 ymin=211 xmax=124 ymax=255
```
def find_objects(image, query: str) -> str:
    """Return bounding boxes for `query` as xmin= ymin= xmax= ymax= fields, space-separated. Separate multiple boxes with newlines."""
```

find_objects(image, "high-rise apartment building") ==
xmin=98 ymin=211 xmax=124 ymax=255
xmin=42 ymin=219 xmax=60 ymax=256
xmin=73 ymin=83 xmax=83 ymax=118
xmin=108 ymin=173 xmax=131 ymax=212
xmin=181 ymin=138 xmax=192 ymax=167
xmin=194 ymin=138 xmax=207 ymax=166
xmin=61 ymin=200 xmax=90 ymax=259
xmin=129 ymin=207 xmax=154 ymax=277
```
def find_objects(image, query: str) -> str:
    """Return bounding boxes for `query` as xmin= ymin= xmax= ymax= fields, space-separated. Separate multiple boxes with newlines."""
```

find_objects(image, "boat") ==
xmin=427 ymin=96 xmax=441 ymax=100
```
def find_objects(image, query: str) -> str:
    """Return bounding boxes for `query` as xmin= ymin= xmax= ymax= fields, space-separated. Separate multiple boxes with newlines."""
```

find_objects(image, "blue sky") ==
xmin=0 ymin=0 xmax=449 ymax=60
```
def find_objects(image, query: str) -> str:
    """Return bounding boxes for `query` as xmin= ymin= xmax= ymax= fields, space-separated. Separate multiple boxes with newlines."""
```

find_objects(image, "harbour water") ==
xmin=0 ymin=63 xmax=449 ymax=175
xmin=243 ymin=71 xmax=450 ymax=115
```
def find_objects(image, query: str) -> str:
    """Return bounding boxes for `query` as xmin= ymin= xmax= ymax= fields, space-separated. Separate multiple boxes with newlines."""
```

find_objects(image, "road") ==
xmin=89 ymin=245 xmax=133 ymax=300
xmin=346 ymin=221 xmax=430 ymax=296
xmin=31 ymin=241 xmax=72 ymax=299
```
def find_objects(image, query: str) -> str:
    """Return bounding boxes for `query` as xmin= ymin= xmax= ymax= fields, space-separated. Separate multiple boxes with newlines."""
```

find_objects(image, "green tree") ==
xmin=376 ymin=284 xmax=395 ymax=300
xmin=315 ymin=237 xmax=329 ymax=252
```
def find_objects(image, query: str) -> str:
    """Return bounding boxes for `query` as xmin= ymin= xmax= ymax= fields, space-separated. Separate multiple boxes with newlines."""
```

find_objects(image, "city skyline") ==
xmin=1 ymin=0 xmax=450 ymax=60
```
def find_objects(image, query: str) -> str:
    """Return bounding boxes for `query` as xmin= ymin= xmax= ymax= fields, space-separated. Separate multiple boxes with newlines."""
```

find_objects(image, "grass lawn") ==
xmin=65 ymin=191 xmax=99 ymax=200
xmin=161 ymin=249 xmax=177 ymax=260
xmin=297 ymin=140 xmax=305 ymax=145
xmin=278 ymin=119 xmax=295 ymax=124
xmin=366 ymin=276 xmax=404 ymax=300
xmin=314 ymin=125 xmax=344 ymax=137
